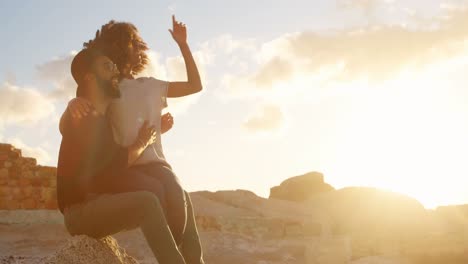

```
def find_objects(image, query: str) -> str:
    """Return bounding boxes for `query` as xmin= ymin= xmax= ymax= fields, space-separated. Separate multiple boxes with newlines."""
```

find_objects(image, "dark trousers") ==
xmin=64 ymin=191 xmax=186 ymax=264
xmin=108 ymin=162 xmax=205 ymax=264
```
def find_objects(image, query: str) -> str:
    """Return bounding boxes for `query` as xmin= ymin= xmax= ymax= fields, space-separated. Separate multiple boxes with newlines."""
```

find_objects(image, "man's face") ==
xmin=92 ymin=56 xmax=121 ymax=98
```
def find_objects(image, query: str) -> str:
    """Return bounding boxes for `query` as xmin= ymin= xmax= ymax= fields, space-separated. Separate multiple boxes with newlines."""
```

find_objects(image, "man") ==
xmin=62 ymin=15 xmax=205 ymax=264
xmin=57 ymin=48 xmax=187 ymax=264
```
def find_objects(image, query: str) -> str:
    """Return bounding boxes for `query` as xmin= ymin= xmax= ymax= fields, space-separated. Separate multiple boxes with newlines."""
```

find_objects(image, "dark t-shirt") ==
xmin=56 ymin=109 xmax=128 ymax=213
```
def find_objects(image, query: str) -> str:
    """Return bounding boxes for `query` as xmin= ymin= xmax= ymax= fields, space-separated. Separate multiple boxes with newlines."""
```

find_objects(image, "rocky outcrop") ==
xmin=269 ymin=172 xmax=334 ymax=202
xmin=191 ymin=190 xmax=326 ymax=239
xmin=305 ymin=186 xmax=427 ymax=232
xmin=305 ymin=187 xmax=429 ymax=258
xmin=305 ymin=237 xmax=352 ymax=264
xmin=39 ymin=235 xmax=139 ymax=264
xmin=0 ymin=144 xmax=57 ymax=210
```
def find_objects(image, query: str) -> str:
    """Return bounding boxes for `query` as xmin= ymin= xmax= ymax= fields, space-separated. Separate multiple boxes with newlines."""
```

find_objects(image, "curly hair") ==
xmin=83 ymin=20 xmax=149 ymax=77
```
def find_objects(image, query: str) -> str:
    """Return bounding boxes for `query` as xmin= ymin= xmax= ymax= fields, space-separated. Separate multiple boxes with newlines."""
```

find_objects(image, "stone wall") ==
xmin=0 ymin=144 xmax=57 ymax=210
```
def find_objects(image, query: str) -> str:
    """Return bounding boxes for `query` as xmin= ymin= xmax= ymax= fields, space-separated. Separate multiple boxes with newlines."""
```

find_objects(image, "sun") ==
xmin=319 ymin=66 xmax=468 ymax=209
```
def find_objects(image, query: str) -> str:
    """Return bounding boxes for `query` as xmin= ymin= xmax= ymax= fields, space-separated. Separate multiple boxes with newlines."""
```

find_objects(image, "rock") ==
xmin=305 ymin=237 xmax=351 ymax=264
xmin=0 ymin=255 xmax=37 ymax=264
xmin=44 ymin=199 xmax=58 ymax=210
xmin=0 ymin=186 xmax=11 ymax=197
xmin=0 ymin=209 xmax=63 ymax=225
xmin=20 ymin=198 xmax=37 ymax=209
xmin=0 ymin=144 xmax=21 ymax=161
xmin=305 ymin=187 xmax=428 ymax=257
xmin=191 ymin=190 xmax=326 ymax=239
xmin=269 ymin=172 xmax=334 ymax=202
xmin=432 ymin=204 xmax=468 ymax=235
xmin=0 ymin=154 xmax=8 ymax=162
xmin=349 ymin=256 xmax=411 ymax=264
xmin=435 ymin=204 xmax=468 ymax=219
xmin=18 ymin=178 xmax=31 ymax=187
xmin=305 ymin=187 xmax=427 ymax=231
xmin=0 ymin=143 xmax=57 ymax=209
xmin=0 ymin=169 xmax=8 ymax=180
xmin=200 ymin=232 xmax=306 ymax=264
xmin=195 ymin=215 xmax=222 ymax=231
xmin=39 ymin=235 xmax=139 ymax=264
xmin=193 ymin=189 xmax=314 ymax=219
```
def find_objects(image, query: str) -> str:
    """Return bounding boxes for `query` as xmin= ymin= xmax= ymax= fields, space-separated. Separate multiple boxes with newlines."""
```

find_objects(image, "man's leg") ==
xmin=179 ymin=190 xmax=205 ymax=264
xmin=64 ymin=191 xmax=186 ymax=264
xmin=134 ymin=163 xmax=187 ymax=246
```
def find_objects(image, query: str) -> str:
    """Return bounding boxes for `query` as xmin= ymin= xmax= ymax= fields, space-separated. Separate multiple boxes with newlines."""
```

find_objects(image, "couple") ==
xmin=56 ymin=16 xmax=204 ymax=264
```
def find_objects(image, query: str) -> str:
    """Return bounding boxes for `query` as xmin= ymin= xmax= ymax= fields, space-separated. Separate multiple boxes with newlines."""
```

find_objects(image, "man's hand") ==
xmin=68 ymin=98 xmax=92 ymax=119
xmin=161 ymin=112 xmax=174 ymax=134
xmin=168 ymin=15 xmax=187 ymax=46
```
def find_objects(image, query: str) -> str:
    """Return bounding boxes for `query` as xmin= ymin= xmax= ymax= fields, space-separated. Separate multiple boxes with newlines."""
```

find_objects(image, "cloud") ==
xmin=0 ymin=82 xmax=55 ymax=125
xmin=338 ymin=0 xmax=379 ymax=11
xmin=243 ymin=104 xmax=285 ymax=132
xmin=163 ymin=56 xmax=202 ymax=115
xmin=337 ymin=0 xmax=396 ymax=22
xmin=198 ymin=34 xmax=256 ymax=55
xmin=337 ymin=0 xmax=395 ymax=10
xmin=139 ymin=46 xmax=216 ymax=116
xmin=6 ymin=138 xmax=52 ymax=165
xmin=252 ymin=57 xmax=293 ymax=88
xmin=167 ymin=3 xmax=177 ymax=12
xmin=136 ymin=50 xmax=168 ymax=80
xmin=36 ymin=51 xmax=77 ymax=100
xmin=221 ymin=7 xmax=468 ymax=99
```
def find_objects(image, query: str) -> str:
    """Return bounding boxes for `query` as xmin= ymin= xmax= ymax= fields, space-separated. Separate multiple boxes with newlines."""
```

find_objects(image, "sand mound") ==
xmin=39 ymin=235 xmax=139 ymax=264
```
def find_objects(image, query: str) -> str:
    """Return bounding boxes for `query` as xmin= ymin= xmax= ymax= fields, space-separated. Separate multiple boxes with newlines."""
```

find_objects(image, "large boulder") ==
xmin=269 ymin=172 xmax=334 ymax=202
xmin=305 ymin=187 xmax=429 ymax=258
xmin=39 ymin=235 xmax=140 ymax=264
xmin=305 ymin=187 xmax=427 ymax=233
xmin=434 ymin=204 xmax=468 ymax=232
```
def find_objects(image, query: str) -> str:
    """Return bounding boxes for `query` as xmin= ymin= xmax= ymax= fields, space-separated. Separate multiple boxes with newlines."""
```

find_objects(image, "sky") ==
xmin=1 ymin=0 xmax=468 ymax=209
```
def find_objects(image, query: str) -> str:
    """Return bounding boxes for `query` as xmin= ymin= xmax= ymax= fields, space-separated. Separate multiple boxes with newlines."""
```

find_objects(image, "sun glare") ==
xmin=320 ymin=61 xmax=468 ymax=209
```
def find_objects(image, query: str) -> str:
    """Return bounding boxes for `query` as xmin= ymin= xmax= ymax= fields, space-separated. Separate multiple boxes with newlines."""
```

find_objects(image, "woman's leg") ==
xmin=179 ymin=190 xmax=205 ymax=264
xmin=134 ymin=163 xmax=187 ymax=246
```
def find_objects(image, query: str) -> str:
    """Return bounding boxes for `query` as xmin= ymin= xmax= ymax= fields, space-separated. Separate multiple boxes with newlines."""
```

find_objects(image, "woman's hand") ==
xmin=136 ymin=120 xmax=157 ymax=149
xmin=128 ymin=120 xmax=157 ymax=166
xmin=161 ymin=112 xmax=174 ymax=134
xmin=168 ymin=15 xmax=187 ymax=46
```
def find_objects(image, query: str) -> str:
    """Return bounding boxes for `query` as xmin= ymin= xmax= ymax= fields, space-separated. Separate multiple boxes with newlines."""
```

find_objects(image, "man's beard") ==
xmin=96 ymin=76 xmax=121 ymax=98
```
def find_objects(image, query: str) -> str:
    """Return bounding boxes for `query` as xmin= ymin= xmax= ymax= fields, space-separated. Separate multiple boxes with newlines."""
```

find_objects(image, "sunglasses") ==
xmin=103 ymin=61 xmax=118 ymax=72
